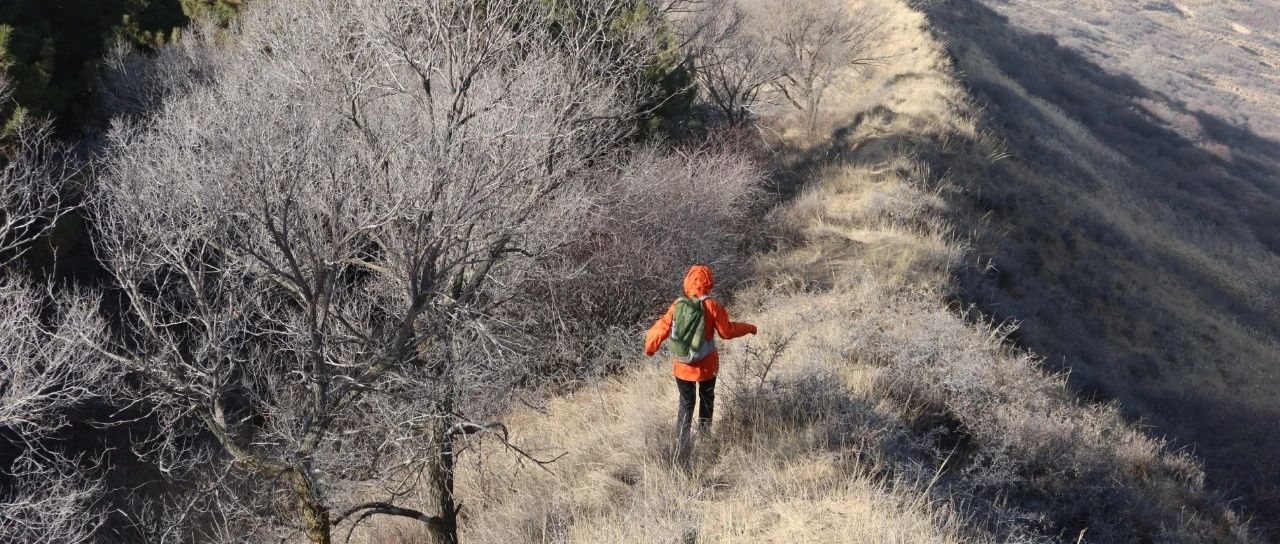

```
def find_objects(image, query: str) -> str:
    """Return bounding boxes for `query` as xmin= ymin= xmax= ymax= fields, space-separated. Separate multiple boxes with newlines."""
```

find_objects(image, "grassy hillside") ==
xmin=914 ymin=0 xmax=1280 ymax=531
xmin=340 ymin=1 xmax=1253 ymax=541
xmin=972 ymin=0 xmax=1280 ymax=143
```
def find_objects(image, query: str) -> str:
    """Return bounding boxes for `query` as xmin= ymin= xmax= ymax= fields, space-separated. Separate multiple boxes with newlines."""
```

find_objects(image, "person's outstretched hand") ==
xmin=645 ymin=348 xmax=657 ymax=357
xmin=747 ymin=324 xmax=758 ymax=335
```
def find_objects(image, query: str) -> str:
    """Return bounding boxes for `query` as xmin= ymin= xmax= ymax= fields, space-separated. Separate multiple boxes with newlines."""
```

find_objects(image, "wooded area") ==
xmin=1 ymin=0 xmax=881 ymax=541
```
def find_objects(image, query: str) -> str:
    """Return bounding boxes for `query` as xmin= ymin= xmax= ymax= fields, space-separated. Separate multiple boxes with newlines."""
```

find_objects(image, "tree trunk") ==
xmin=302 ymin=501 xmax=331 ymax=544
xmin=291 ymin=469 xmax=331 ymax=544
xmin=425 ymin=405 xmax=459 ymax=544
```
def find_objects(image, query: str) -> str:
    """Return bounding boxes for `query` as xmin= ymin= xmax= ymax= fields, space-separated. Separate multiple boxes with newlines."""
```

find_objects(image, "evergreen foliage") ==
xmin=0 ymin=0 xmax=238 ymax=137
xmin=540 ymin=0 xmax=696 ymax=139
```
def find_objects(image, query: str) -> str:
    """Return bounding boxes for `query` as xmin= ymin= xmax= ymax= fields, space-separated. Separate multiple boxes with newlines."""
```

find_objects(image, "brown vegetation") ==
xmin=3 ymin=0 xmax=1270 ymax=541
xmin=917 ymin=0 xmax=1280 ymax=530
xmin=339 ymin=0 xmax=1254 ymax=541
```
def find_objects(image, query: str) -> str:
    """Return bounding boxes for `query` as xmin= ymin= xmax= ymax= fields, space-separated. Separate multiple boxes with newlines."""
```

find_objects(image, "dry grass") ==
xmin=915 ymin=0 xmax=1280 ymax=528
xmin=340 ymin=0 xmax=1256 ymax=541
xmin=971 ymin=0 xmax=1280 ymax=143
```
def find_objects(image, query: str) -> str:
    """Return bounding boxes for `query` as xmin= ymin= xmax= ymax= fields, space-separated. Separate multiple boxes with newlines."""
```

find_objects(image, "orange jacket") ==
xmin=645 ymin=265 xmax=756 ymax=382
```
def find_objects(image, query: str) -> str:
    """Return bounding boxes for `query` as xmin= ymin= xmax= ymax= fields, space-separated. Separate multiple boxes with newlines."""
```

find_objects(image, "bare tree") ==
xmin=679 ymin=1 xmax=781 ymax=124
xmin=0 ymin=278 xmax=106 ymax=544
xmin=90 ymin=1 xmax=662 ymax=542
xmin=0 ymin=280 xmax=102 ymax=453
xmin=0 ymin=79 xmax=105 ymax=544
xmin=0 ymin=446 xmax=105 ymax=544
xmin=767 ymin=0 xmax=886 ymax=134
xmin=673 ymin=0 xmax=885 ymax=129
xmin=0 ymin=83 xmax=77 ymax=267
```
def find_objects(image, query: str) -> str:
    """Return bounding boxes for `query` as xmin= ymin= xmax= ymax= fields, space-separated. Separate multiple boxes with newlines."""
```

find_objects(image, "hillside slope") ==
xmin=334 ymin=1 xmax=1254 ymax=542
xmin=915 ymin=0 xmax=1280 ymax=530
xmin=971 ymin=0 xmax=1280 ymax=143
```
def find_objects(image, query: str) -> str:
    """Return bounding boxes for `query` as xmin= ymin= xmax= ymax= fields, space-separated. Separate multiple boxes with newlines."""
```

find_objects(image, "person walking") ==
xmin=644 ymin=265 xmax=757 ymax=455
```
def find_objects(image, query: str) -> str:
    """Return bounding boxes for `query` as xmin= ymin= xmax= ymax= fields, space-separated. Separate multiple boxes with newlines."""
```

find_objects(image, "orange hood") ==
xmin=683 ymin=265 xmax=714 ymax=298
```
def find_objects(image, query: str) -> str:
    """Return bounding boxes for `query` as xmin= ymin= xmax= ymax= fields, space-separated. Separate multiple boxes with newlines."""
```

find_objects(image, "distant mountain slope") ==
xmin=915 ymin=0 xmax=1280 ymax=533
xmin=977 ymin=0 xmax=1280 ymax=142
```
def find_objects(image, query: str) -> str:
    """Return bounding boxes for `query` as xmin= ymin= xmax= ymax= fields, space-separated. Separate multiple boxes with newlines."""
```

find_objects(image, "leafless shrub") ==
xmin=734 ymin=331 xmax=796 ymax=392
xmin=89 ymin=0 xmax=705 ymax=542
xmin=766 ymin=0 xmax=888 ymax=133
xmin=0 ymin=279 xmax=107 ymax=543
xmin=0 ymin=83 xmax=104 ymax=544
xmin=678 ymin=1 xmax=780 ymax=124
xmin=99 ymin=22 xmax=221 ymax=120
xmin=509 ymin=135 xmax=765 ymax=386
xmin=0 ymin=450 xmax=105 ymax=544
xmin=1 ymin=82 xmax=78 ymax=268
xmin=587 ymin=138 xmax=764 ymax=297
xmin=673 ymin=0 xmax=890 ymax=129
xmin=0 ymin=281 xmax=103 ymax=448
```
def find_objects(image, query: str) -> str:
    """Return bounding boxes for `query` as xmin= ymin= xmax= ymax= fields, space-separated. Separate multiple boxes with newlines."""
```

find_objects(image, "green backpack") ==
xmin=670 ymin=296 xmax=714 ymax=363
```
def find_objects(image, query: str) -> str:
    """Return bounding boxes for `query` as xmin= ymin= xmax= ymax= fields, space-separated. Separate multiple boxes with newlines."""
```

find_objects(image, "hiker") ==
xmin=644 ymin=265 xmax=757 ymax=450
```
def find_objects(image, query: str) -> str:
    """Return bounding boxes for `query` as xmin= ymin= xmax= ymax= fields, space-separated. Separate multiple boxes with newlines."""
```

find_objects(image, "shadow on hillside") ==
xmin=1147 ymin=390 xmax=1280 ymax=522
xmin=912 ymin=0 xmax=1280 ymax=533
xmin=925 ymin=2 xmax=1280 ymax=251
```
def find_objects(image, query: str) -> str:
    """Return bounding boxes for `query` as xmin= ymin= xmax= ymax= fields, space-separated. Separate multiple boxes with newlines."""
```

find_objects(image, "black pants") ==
xmin=676 ymin=377 xmax=716 ymax=445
